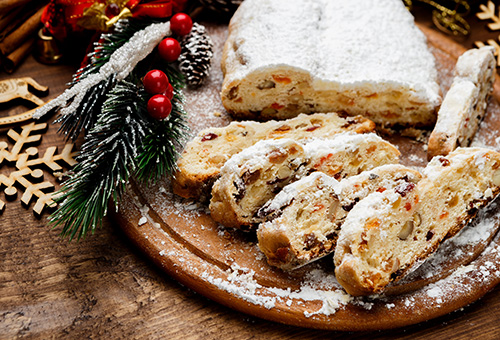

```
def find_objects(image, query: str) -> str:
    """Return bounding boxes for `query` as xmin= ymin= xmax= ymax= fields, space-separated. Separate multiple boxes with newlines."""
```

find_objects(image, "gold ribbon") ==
xmin=77 ymin=1 xmax=133 ymax=31
xmin=406 ymin=0 xmax=471 ymax=37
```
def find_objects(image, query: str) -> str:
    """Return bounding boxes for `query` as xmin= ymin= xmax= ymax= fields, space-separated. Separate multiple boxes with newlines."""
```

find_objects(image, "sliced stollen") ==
xmin=334 ymin=147 xmax=500 ymax=296
xmin=221 ymin=0 xmax=441 ymax=126
xmin=210 ymin=138 xmax=306 ymax=230
xmin=427 ymin=46 xmax=496 ymax=159
xmin=172 ymin=112 xmax=375 ymax=199
xmin=209 ymin=133 xmax=400 ymax=229
xmin=257 ymin=165 xmax=422 ymax=270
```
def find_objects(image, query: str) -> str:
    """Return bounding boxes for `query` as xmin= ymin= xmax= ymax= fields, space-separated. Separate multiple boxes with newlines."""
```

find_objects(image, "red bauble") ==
xmin=158 ymin=38 xmax=181 ymax=63
xmin=164 ymin=83 xmax=174 ymax=100
xmin=170 ymin=13 xmax=193 ymax=36
xmin=105 ymin=3 xmax=120 ymax=18
xmin=143 ymin=69 xmax=169 ymax=94
xmin=147 ymin=94 xmax=172 ymax=120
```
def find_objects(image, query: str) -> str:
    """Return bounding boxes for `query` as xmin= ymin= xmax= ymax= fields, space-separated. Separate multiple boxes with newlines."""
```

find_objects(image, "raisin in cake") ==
xmin=428 ymin=46 xmax=496 ymax=159
xmin=334 ymin=147 xmax=500 ymax=296
xmin=209 ymin=133 xmax=400 ymax=229
xmin=172 ymin=112 xmax=374 ymax=199
xmin=221 ymin=0 xmax=441 ymax=126
xmin=257 ymin=165 xmax=421 ymax=270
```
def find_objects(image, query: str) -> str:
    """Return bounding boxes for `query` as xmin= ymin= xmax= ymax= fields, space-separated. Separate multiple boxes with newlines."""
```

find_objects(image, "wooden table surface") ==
xmin=2 ymin=7 xmax=500 ymax=340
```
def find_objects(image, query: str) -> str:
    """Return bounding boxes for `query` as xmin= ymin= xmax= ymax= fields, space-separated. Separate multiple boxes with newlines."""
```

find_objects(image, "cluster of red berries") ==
xmin=143 ymin=69 xmax=174 ymax=120
xmin=144 ymin=13 xmax=193 ymax=120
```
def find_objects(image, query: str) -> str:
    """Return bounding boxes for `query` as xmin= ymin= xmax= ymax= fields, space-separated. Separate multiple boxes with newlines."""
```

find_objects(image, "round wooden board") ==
xmin=111 ymin=23 xmax=500 ymax=331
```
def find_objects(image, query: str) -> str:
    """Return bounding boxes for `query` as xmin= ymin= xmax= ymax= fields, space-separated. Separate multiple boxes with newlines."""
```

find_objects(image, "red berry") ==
xmin=164 ymin=83 xmax=174 ymax=100
xmin=170 ymin=13 xmax=193 ymax=36
xmin=105 ymin=3 xmax=120 ymax=18
xmin=143 ymin=69 xmax=169 ymax=94
xmin=147 ymin=94 xmax=172 ymax=120
xmin=158 ymin=38 xmax=181 ymax=63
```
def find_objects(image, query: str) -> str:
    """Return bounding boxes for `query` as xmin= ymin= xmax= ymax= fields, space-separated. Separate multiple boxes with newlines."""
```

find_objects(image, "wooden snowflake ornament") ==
xmin=0 ymin=122 xmax=78 ymax=217
xmin=475 ymin=1 xmax=500 ymax=67
xmin=477 ymin=1 xmax=500 ymax=30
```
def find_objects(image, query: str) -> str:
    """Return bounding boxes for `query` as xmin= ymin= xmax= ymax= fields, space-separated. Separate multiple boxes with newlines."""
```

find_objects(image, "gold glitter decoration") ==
xmin=77 ymin=0 xmax=132 ymax=31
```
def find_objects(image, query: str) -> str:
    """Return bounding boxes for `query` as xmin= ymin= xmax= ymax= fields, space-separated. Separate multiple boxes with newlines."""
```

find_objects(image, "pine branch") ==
xmin=37 ymin=19 xmax=170 ymax=142
xmin=135 ymin=85 xmax=189 ymax=182
xmin=71 ymin=19 xmax=157 ymax=85
xmin=46 ymin=19 xmax=191 ymax=240
xmin=50 ymin=80 xmax=152 ymax=240
xmin=56 ymin=74 xmax=116 ymax=141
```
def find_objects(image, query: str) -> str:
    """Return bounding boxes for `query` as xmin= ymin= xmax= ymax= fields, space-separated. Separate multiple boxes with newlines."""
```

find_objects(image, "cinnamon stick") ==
xmin=0 ymin=0 xmax=31 ymax=12
xmin=0 ymin=6 xmax=44 ymax=56
xmin=0 ymin=6 xmax=22 ymax=31
xmin=0 ymin=6 xmax=25 ymax=41
xmin=3 ymin=37 xmax=35 ymax=73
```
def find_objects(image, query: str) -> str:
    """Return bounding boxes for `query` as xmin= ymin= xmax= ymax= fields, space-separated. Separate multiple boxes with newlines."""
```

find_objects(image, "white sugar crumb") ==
xmin=139 ymin=204 xmax=149 ymax=215
xmin=138 ymin=204 xmax=151 ymax=226
xmin=426 ymin=286 xmax=442 ymax=298
xmin=408 ymin=154 xmax=424 ymax=163
xmin=201 ymin=263 xmax=352 ymax=315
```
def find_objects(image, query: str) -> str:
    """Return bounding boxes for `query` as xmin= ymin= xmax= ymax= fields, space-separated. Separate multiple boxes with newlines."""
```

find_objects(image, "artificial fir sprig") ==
xmin=51 ymin=74 xmax=188 ymax=240
xmin=57 ymin=75 xmax=117 ymax=142
xmin=35 ymin=17 xmax=200 ymax=240
xmin=33 ymin=14 xmax=212 ymax=240
xmin=51 ymin=80 xmax=150 ymax=240
xmin=71 ymin=19 xmax=155 ymax=87
xmin=58 ymin=19 xmax=159 ymax=141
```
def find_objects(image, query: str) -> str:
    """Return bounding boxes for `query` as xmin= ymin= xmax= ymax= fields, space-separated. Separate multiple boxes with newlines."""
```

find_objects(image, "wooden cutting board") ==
xmin=111 ymin=23 xmax=500 ymax=331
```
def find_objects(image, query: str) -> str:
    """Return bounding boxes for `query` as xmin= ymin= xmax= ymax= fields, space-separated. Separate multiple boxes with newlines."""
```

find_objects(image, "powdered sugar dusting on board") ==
xmin=183 ymin=24 xmax=231 ymax=135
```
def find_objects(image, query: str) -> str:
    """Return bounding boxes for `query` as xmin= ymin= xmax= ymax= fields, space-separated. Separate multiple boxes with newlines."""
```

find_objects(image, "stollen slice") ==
xmin=172 ymin=112 xmax=375 ymax=200
xmin=210 ymin=133 xmax=400 ymax=229
xmin=334 ymin=147 xmax=500 ymax=296
xmin=257 ymin=165 xmax=422 ymax=270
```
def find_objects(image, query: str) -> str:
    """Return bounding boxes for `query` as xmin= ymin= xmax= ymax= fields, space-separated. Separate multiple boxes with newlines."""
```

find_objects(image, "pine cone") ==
xmin=198 ymin=0 xmax=243 ymax=14
xmin=179 ymin=23 xmax=214 ymax=88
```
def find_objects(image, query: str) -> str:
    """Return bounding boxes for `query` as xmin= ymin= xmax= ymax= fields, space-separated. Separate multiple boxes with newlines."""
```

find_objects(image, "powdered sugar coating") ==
xmin=424 ymin=147 xmax=492 ymax=181
xmin=303 ymin=133 xmax=398 ymax=159
xmin=260 ymin=172 xmax=341 ymax=219
xmin=430 ymin=80 xmax=478 ymax=134
xmin=455 ymin=46 xmax=496 ymax=85
xmin=219 ymin=138 xmax=302 ymax=174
